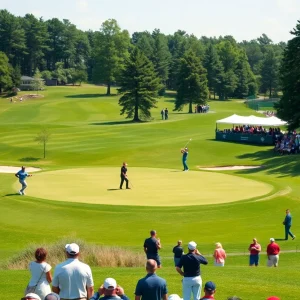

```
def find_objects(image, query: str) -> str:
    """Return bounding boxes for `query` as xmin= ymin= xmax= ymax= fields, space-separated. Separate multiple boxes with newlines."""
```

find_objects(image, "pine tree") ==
xmin=203 ymin=44 xmax=224 ymax=99
xmin=118 ymin=47 xmax=161 ymax=121
xmin=276 ymin=21 xmax=300 ymax=130
xmin=0 ymin=51 xmax=13 ymax=93
xmin=174 ymin=50 xmax=209 ymax=113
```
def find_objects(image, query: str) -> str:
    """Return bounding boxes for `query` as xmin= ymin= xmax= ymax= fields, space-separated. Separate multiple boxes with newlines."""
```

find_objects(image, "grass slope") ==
xmin=0 ymin=85 xmax=300 ymax=299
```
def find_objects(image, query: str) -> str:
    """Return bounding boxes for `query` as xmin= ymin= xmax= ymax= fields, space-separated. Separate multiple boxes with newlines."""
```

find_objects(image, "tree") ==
xmin=174 ymin=50 xmax=209 ymax=113
xmin=31 ymin=69 xmax=45 ymax=93
xmin=118 ymin=47 xmax=161 ymax=121
xmin=68 ymin=68 xmax=88 ymax=85
xmin=0 ymin=51 xmax=13 ymax=93
xmin=276 ymin=20 xmax=300 ymax=130
xmin=35 ymin=129 xmax=51 ymax=159
xmin=203 ymin=44 xmax=224 ymax=99
xmin=260 ymin=47 xmax=279 ymax=98
xmin=41 ymin=70 xmax=52 ymax=80
xmin=93 ymin=19 xmax=130 ymax=95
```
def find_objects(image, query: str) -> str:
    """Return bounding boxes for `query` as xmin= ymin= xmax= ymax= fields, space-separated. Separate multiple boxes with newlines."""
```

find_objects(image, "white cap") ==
xmin=103 ymin=278 xmax=117 ymax=289
xmin=25 ymin=293 xmax=41 ymax=300
xmin=168 ymin=295 xmax=183 ymax=300
xmin=188 ymin=241 xmax=197 ymax=250
xmin=270 ymin=238 xmax=275 ymax=242
xmin=65 ymin=243 xmax=80 ymax=255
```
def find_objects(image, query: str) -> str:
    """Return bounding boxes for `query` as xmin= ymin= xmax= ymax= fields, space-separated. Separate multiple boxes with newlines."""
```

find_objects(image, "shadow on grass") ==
xmin=274 ymin=238 xmax=286 ymax=241
xmin=206 ymin=139 xmax=269 ymax=147
xmin=107 ymin=189 xmax=120 ymax=191
xmin=5 ymin=193 xmax=19 ymax=196
xmin=65 ymin=94 xmax=117 ymax=99
xmin=235 ymin=149 xmax=300 ymax=177
xmin=19 ymin=157 xmax=40 ymax=162
xmin=90 ymin=120 xmax=147 ymax=126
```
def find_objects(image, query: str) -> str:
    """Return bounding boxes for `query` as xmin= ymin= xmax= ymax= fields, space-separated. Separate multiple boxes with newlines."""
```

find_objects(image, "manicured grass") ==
xmin=14 ymin=167 xmax=273 ymax=205
xmin=0 ymin=85 xmax=300 ymax=300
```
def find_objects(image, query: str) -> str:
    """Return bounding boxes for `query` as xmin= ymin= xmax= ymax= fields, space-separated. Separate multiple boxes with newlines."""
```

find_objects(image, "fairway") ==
xmin=20 ymin=167 xmax=273 ymax=205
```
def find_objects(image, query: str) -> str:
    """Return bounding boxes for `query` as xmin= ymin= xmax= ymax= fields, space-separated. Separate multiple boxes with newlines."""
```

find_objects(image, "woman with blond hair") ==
xmin=213 ymin=242 xmax=226 ymax=266
xmin=25 ymin=248 xmax=52 ymax=300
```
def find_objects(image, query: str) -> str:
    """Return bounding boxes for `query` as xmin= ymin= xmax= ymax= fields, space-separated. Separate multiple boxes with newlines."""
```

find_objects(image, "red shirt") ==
xmin=249 ymin=243 xmax=261 ymax=255
xmin=267 ymin=243 xmax=280 ymax=255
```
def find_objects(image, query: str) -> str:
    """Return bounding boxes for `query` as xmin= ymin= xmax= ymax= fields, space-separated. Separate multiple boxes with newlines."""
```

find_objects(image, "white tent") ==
xmin=216 ymin=114 xmax=287 ymax=126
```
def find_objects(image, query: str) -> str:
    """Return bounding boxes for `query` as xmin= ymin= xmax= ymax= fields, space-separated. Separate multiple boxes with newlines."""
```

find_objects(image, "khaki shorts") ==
xmin=267 ymin=255 xmax=279 ymax=267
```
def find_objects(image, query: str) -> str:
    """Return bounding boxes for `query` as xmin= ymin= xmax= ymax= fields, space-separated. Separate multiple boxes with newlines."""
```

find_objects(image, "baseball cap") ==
xmin=270 ymin=238 xmax=275 ymax=242
xmin=204 ymin=281 xmax=216 ymax=291
xmin=168 ymin=295 xmax=183 ymax=300
xmin=25 ymin=293 xmax=41 ymax=300
xmin=65 ymin=243 xmax=80 ymax=255
xmin=267 ymin=297 xmax=280 ymax=300
xmin=188 ymin=241 xmax=197 ymax=250
xmin=103 ymin=277 xmax=117 ymax=289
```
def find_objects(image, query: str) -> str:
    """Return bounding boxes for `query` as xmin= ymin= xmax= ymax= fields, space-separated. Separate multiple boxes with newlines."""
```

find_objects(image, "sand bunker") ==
xmin=0 ymin=166 xmax=41 ymax=173
xmin=199 ymin=166 xmax=262 ymax=171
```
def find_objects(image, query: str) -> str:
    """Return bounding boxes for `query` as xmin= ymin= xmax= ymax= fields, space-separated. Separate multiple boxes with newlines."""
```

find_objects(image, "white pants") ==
xmin=267 ymin=255 xmax=279 ymax=267
xmin=182 ymin=276 xmax=202 ymax=300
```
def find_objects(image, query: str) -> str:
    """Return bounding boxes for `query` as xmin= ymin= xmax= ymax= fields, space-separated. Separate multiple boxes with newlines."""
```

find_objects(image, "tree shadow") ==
xmin=65 ymin=94 xmax=117 ymax=99
xmin=90 ymin=120 xmax=147 ymax=126
xmin=19 ymin=157 xmax=40 ymax=162
xmin=235 ymin=149 xmax=300 ymax=177
xmin=164 ymin=99 xmax=175 ymax=103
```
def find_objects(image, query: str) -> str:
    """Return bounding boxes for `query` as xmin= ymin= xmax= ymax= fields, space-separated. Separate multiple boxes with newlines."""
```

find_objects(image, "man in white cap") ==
xmin=168 ymin=295 xmax=182 ymax=300
xmin=90 ymin=277 xmax=129 ymax=300
xmin=52 ymin=243 xmax=94 ymax=300
xmin=175 ymin=241 xmax=208 ymax=300
xmin=266 ymin=238 xmax=280 ymax=267
xmin=24 ymin=293 xmax=41 ymax=300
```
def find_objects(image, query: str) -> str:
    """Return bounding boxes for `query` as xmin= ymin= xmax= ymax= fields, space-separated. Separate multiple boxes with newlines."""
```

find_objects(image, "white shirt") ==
xmin=52 ymin=258 xmax=94 ymax=299
xmin=29 ymin=261 xmax=51 ymax=286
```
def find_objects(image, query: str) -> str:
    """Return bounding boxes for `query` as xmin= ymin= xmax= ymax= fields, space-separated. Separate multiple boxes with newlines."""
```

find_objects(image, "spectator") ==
xmin=267 ymin=297 xmax=280 ymax=300
xmin=135 ymin=259 xmax=168 ymax=300
xmin=25 ymin=248 xmax=52 ymax=300
xmin=173 ymin=240 xmax=184 ymax=267
xmin=24 ymin=293 xmax=41 ymax=300
xmin=144 ymin=230 xmax=162 ymax=268
xmin=161 ymin=109 xmax=165 ymax=120
xmin=213 ymin=242 xmax=226 ymax=267
xmin=267 ymin=238 xmax=280 ymax=267
xmin=52 ymin=243 xmax=94 ymax=300
xmin=200 ymin=281 xmax=216 ymax=300
xmin=90 ymin=278 xmax=129 ymax=300
xmin=248 ymin=238 xmax=261 ymax=267
xmin=44 ymin=293 xmax=60 ymax=300
xmin=175 ymin=241 xmax=208 ymax=300
xmin=165 ymin=108 xmax=169 ymax=120
xmin=283 ymin=209 xmax=296 ymax=240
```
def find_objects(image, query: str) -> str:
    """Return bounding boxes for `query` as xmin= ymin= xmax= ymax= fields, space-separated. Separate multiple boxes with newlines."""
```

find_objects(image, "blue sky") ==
xmin=2 ymin=0 xmax=300 ymax=42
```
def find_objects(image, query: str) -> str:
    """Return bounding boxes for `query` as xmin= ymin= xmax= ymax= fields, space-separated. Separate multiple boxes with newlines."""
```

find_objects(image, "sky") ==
xmin=1 ymin=0 xmax=300 ymax=43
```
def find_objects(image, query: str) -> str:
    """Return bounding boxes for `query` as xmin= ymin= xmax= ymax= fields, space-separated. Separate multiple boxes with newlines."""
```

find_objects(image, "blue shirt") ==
xmin=16 ymin=170 xmax=29 ymax=181
xmin=135 ymin=273 xmax=168 ymax=300
xmin=177 ymin=253 xmax=208 ymax=277
xmin=144 ymin=237 xmax=158 ymax=255
xmin=284 ymin=213 xmax=292 ymax=226
xmin=90 ymin=293 xmax=129 ymax=300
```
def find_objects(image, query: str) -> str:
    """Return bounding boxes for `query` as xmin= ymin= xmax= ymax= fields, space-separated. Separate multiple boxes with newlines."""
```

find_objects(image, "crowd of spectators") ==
xmin=219 ymin=125 xmax=282 ymax=136
xmin=22 ymin=233 xmax=282 ymax=300
xmin=195 ymin=104 xmax=210 ymax=113
xmin=274 ymin=133 xmax=300 ymax=155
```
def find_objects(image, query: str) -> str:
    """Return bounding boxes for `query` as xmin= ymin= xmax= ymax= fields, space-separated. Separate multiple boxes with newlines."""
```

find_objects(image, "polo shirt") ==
xmin=16 ymin=170 xmax=29 ymax=181
xmin=52 ymin=258 xmax=94 ymax=299
xmin=173 ymin=245 xmax=184 ymax=258
xmin=177 ymin=253 xmax=208 ymax=277
xmin=182 ymin=152 xmax=188 ymax=160
xmin=267 ymin=243 xmax=280 ymax=255
xmin=144 ymin=237 xmax=158 ymax=255
xmin=249 ymin=243 xmax=261 ymax=255
xmin=120 ymin=166 xmax=127 ymax=177
xmin=135 ymin=273 xmax=168 ymax=300
xmin=200 ymin=296 xmax=215 ymax=300
xmin=284 ymin=214 xmax=292 ymax=226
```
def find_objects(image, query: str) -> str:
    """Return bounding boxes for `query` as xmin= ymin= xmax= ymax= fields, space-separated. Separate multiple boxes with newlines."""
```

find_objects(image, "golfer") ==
xmin=181 ymin=148 xmax=189 ymax=171
xmin=120 ymin=162 xmax=130 ymax=189
xmin=15 ymin=166 xmax=32 ymax=195
xmin=283 ymin=209 xmax=296 ymax=240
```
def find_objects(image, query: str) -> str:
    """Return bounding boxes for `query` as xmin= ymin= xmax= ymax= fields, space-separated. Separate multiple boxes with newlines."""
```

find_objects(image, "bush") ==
xmin=2 ymin=238 xmax=145 ymax=270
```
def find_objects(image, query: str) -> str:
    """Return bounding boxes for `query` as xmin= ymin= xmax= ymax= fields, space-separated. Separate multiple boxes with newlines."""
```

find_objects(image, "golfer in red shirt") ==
xmin=267 ymin=238 xmax=280 ymax=267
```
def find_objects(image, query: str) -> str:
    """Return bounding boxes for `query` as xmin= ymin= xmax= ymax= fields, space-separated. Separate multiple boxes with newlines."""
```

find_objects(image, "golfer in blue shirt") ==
xmin=15 ymin=166 xmax=32 ymax=195
xmin=182 ymin=148 xmax=189 ymax=171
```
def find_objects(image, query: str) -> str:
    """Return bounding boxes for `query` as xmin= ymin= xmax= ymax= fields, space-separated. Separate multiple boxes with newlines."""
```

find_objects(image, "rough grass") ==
xmin=2 ymin=238 xmax=145 ymax=270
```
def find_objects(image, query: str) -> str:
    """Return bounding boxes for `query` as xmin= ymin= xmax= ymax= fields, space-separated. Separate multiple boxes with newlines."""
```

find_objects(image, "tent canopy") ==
xmin=216 ymin=114 xmax=287 ymax=126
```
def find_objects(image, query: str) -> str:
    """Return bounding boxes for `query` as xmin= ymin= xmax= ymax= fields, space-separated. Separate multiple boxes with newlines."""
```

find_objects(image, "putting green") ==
xmin=15 ymin=167 xmax=273 ymax=206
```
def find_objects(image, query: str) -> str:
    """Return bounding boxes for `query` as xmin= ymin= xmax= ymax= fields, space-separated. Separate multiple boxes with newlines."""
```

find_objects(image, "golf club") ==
xmin=184 ymin=138 xmax=192 ymax=148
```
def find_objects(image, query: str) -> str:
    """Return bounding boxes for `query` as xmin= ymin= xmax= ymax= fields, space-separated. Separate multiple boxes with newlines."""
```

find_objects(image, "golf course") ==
xmin=0 ymin=85 xmax=299 ymax=299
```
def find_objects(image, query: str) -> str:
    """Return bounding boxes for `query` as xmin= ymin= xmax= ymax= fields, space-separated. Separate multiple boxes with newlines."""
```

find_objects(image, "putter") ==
xmin=184 ymin=138 xmax=192 ymax=148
